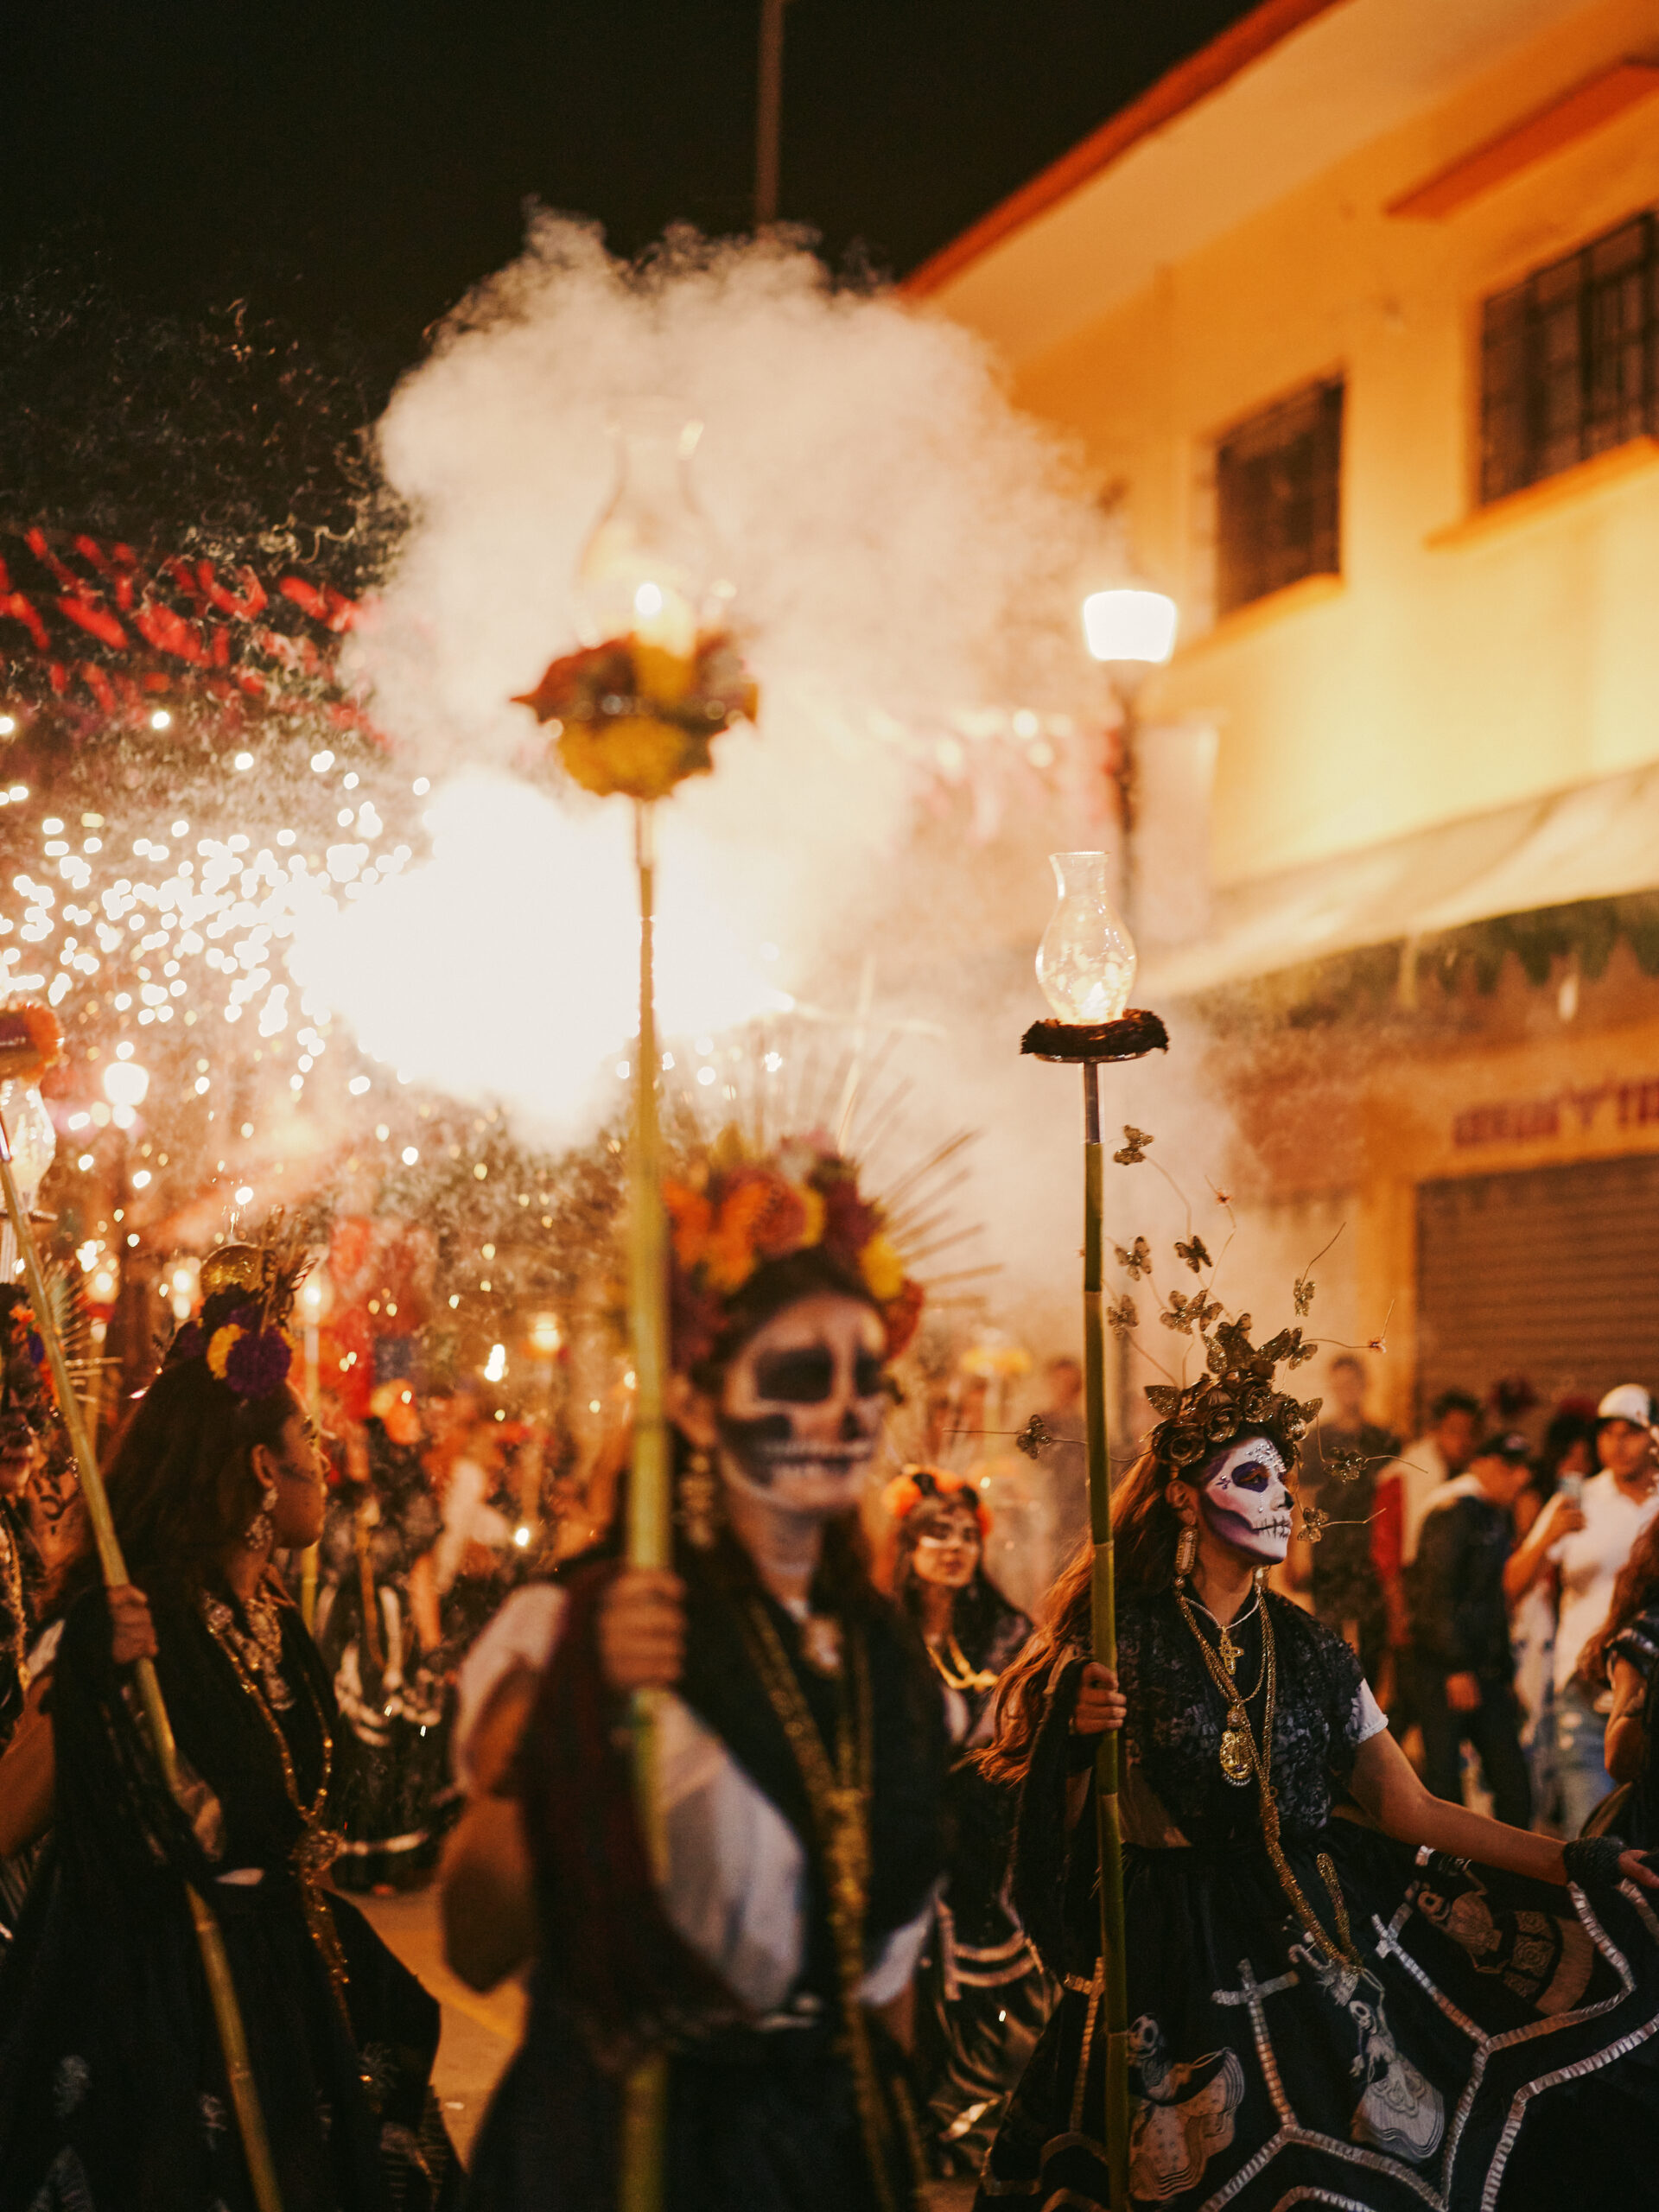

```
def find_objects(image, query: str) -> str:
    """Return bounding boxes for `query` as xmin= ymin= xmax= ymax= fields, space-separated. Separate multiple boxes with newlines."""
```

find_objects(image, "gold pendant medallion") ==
xmin=1219 ymin=1707 xmax=1254 ymax=1786
xmin=1218 ymin=1627 xmax=1239 ymax=1675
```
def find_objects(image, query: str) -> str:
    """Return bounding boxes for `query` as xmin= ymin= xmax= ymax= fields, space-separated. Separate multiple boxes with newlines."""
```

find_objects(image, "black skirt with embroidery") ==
xmin=0 ymin=1584 xmax=459 ymax=2211
xmin=976 ymin=1590 xmax=1659 ymax=2210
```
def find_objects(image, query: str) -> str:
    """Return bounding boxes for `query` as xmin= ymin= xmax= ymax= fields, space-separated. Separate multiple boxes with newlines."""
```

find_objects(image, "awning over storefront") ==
xmin=1143 ymin=759 xmax=1659 ymax=997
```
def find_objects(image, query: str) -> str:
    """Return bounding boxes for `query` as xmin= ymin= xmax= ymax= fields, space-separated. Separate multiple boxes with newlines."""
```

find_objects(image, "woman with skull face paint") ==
xmin=881 ymin=1465 xmax=1052 ymax=2177
xmin=442 ymin=1134 xmax=948 ymax=2212
xmin=975 ymin=1316 xmax=1659 ymax=2212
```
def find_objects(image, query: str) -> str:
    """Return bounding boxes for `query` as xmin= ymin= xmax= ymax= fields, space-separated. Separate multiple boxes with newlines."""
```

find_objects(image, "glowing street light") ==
xmin=1081 ymin=587 xmax=1178 ymax=668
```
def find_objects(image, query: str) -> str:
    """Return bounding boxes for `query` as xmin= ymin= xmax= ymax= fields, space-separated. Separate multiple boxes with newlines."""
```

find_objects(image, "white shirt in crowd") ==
xmin=432 ymin=1452 xmax=513 ymax=1594
xmin=454 ymin=1585 xmax=935 ymax=2016
xmin=1381 ymin=1435 xmax=1454 ymax=1567
xmin=1550 ymin=1471 xmax=1659 ymax=1694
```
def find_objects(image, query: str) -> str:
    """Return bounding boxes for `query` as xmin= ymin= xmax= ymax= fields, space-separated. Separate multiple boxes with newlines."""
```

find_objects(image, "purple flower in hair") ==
xmin=222 ymin=1328 xmax=293 ymax=1401
xmin=171 ymin=1321 xmax=206 ymax=1364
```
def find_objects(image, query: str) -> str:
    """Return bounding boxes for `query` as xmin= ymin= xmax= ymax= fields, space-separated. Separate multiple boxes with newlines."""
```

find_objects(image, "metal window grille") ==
xmin=1480 ymin=211 xmax=1659 ymax=505
xmin=1214 ymin=379 xmax=1344 ymax=617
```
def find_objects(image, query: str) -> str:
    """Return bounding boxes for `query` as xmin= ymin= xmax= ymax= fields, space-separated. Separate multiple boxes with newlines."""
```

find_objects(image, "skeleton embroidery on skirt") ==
xmin=1290 ymin=1941 xmax=1446 ymax=2161
xmin=1127 ymin=2015 xmax=1245 ymax=2201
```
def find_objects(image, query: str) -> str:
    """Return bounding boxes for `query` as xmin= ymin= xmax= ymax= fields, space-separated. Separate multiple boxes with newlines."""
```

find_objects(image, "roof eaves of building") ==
xmin=906 ymin=0 xmax=1599 ymax=365
xmin=903 ymin=0 xmax=1346 ymax=300
xmin=1141 ymin=760 xmax=1659 ymax=1002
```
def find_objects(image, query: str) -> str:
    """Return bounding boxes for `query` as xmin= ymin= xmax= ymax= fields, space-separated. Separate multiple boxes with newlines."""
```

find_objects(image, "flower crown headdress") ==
xmin=1143 ymin=1315 xmax=1322 ymax=1472
xmin=664 ymin=1128 xmax=925 ymax=1372
xmin=881 ymin=1463 xmax=990 ymax=1538
xmin=167 ymin=1216 xmax=312 ymax=1405
xmin=1099 ymin=1126 xmax=1327 ymax=1475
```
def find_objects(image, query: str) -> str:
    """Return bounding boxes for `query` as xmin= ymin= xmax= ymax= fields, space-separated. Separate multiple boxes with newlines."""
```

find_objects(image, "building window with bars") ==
xmin=1213 ymin=378 xmax=1344 ymax=617
xmin=1480 ymin=211 xmax=1658 ymax=505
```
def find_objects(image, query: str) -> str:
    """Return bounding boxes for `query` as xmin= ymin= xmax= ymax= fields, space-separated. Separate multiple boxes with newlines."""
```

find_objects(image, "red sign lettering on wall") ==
xmin=1453 ymin=1079 xmax=1659 ymax=1147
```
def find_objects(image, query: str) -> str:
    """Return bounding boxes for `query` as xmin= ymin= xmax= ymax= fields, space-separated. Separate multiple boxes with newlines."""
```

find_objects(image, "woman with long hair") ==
xmin=975 ymin=1314 xmax=1659 ymax=2212
xmin=881 ymin=1465 xmax=1051 ymax=2175
xmin=1580 ymin=1512 xmax=1659 ymax=1847
xmin=0 ymin=1242 xmax=458 ymax=2211
xmin=439 ymin=1132 xmax=947 ymax=2210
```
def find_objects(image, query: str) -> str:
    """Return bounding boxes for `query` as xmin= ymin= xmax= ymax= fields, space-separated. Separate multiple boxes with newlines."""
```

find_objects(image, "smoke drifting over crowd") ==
xmin=310 ymin=220 xmax=1118 ymax=1121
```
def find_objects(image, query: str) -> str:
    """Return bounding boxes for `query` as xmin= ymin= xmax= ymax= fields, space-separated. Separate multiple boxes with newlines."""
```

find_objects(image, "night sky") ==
xmin=2 ymin=0 xmax=1255 ymax=550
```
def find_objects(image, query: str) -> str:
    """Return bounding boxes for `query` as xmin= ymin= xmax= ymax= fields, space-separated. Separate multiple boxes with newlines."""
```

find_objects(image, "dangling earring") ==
xmin=677 ymin=1448 xmax=721 ymax=1551
xmin=1174 ymin=1524 xmax=1198 ymax=1582
xmin=244 ymin=1482 xmax=277 ymax=1553
xmin=1252 ymin=1563 xmax=1269 ymax=1596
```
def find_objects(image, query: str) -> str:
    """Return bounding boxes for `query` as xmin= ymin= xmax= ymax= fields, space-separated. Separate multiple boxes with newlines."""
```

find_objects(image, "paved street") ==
xmin=358 ymin=1886 xmax=524 ymax=2163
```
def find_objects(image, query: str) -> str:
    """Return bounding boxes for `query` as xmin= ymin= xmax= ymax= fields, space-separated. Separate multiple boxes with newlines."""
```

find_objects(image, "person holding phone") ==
xmin=1548 ymin=1385 xmax=1659 ymax=1834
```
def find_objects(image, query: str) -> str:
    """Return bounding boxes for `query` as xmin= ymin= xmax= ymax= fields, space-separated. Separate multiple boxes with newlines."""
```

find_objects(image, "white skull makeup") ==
xmin=1197 ymin=1435 xmax=1293 ymax=1563
xmin=715 ymin=1291 xmax=888 ymax=1519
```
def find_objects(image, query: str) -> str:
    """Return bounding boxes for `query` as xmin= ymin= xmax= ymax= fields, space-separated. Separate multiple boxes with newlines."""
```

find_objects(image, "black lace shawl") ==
xmin=50 ymin=1580 xmax=336 ymax=1905
xmin=1012 ymin=1589 xmax=1370 ymax=1977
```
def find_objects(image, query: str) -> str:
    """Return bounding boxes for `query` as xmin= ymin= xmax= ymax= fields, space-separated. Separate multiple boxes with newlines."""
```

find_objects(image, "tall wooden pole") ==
xmin=755 ymin=0 xmax=788 ymax=224
xmin=618 ymin=799 xmax=671 ymax=2212
xmin=0 ymin=1116 xmax=284 ymax=2212
xmin=1082 ymin=1063 xmax=1130 ymax=2210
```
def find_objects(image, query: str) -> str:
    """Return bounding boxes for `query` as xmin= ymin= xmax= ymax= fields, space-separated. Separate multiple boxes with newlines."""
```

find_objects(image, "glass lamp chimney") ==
xmin=575 ymin=403 xmax=734 ymax=655
xmin=1037 ymin=852 xmax=1137 ymax=1022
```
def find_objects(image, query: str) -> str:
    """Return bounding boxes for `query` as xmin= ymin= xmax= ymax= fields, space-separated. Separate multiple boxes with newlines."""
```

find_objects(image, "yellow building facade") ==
xmin=917 ymin=0 xmax=1659 ymax=1432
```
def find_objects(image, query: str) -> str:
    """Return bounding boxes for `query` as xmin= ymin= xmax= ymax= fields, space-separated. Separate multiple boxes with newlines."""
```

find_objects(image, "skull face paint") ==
xmin=1196 ymin=1435 xmax=1293 ymax=1563
xmin=715 ymin=1290 xmax=888 ymax=1519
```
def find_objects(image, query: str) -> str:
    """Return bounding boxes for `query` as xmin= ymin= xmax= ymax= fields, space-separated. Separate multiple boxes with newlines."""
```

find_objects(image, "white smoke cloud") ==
xmin=290 ymin=218 xmax=1262 ymax=1368
xmin=295 ymin=219 xmax=1118 ymax=1123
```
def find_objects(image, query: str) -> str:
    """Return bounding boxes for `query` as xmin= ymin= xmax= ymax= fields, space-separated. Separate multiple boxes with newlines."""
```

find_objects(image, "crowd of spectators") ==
xmin=1283 ymin=1357 xmax=1659 ymax=1844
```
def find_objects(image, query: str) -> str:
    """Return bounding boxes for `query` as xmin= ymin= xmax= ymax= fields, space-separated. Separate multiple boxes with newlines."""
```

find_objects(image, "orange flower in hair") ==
xmin=882 ymin=1463 xmax=990 ymax=1537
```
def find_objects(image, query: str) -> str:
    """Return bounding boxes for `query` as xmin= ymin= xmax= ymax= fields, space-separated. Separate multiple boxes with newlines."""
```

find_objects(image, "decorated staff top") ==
xmin=513 ymin=409 xmax=758 ymax=804
xmin=0 ymin=1004 xmax=64 ymax=1086
xmin=514 ymin=630 xmax=757 ymax=802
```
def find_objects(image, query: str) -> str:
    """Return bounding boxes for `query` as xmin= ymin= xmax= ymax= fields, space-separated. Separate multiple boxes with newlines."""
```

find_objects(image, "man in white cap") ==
xmin=1550 ymin=1382 xmax=1658 ymax=1834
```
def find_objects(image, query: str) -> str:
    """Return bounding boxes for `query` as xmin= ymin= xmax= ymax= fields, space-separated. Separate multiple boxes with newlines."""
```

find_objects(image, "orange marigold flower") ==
xmin=704 ymin=1178 xmax=776 ymax=1294
xmin=664 ymin=1182 xmax=714 ymax=1275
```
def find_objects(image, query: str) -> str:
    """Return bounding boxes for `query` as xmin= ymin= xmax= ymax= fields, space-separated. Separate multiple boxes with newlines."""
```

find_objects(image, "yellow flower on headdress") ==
xmin=207 ymin=1325 xmax=245 ymax=1381
xmin=791 ymin=1183 xmax=826 ymax=1251
xmin=859 ymin=1233 xmax=906 ymax=1305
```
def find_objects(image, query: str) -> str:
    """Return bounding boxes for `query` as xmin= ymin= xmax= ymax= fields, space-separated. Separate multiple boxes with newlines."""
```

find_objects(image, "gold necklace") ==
xmin=200 ymin=1585 xmax=350 ymax=2010
xmin=1175 ymin=1589 xmax=1359 ymax=1970
xmin=926 ymin=1633 xmax=998 ymax=1694
xmin=1188 ymin=1590 xmax=1262 ymax=1679
xmin=741 ymin=1599 xmax=912 ymax=2212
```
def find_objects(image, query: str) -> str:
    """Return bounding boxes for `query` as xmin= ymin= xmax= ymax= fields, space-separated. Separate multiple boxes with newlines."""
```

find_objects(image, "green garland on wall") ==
xmin=1202 ymin=890 xmax=1659 ymax=1032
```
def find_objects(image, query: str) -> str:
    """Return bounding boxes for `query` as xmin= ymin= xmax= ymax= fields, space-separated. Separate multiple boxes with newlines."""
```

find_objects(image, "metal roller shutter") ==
xmin=1415 ymin=1154 xmax=1659 ymax=1428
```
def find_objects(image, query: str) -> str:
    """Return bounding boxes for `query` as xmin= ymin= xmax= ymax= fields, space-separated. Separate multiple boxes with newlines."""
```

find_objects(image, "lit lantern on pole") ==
xmin=513 ymin=404 xmax=758 ymax=2212
xmin=1021 ymin=871 xmax=1169 ymax=2212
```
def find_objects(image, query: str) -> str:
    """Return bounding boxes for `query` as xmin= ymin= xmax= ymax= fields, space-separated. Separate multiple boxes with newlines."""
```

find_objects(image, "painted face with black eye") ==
xmin=1197 ymin=1435 xmax=1293 ymax=1562
xmin=715 ymin=1291 xmax=889 ymax=1519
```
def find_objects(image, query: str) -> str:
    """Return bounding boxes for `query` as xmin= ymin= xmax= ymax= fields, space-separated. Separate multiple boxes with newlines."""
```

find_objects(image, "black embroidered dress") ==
xmin=978 ymin=1587 xmax=1659 ymax=2210
xmin=915 ymin=1595 xmax=1054 ymax=2176
xmin=315 ymin=1432 xmax=452 ymax=1891
xmin=0 ymin=1582 xmax=458 ymax=2211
